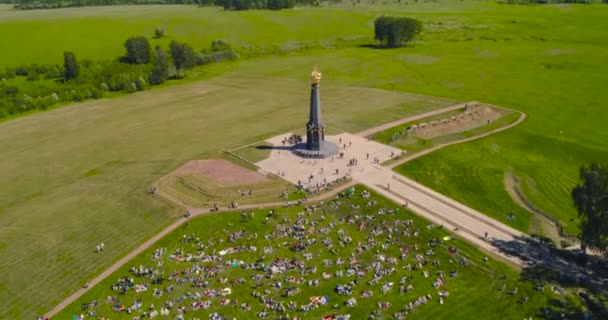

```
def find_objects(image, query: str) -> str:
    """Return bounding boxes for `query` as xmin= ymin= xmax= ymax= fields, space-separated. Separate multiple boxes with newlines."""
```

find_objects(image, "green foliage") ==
xmin=13 ymin=0 xmax=210 ymax=10
xmin=0 ymin=35 xmax=242 ymax=118
xmin=266 ymin=0 xmax=295 ymax=10
xmin=211 ymin=39 xmax=232 ymax=52
xmin=196 ymin=50 xmax=239 ymax=65
xmin=149 ymin=46 xmax=170 ymax=85
xmin=571 ymin=163 xmax=608 ymax=254
xmin=374 ymin=16 xmax=423 ymax=48
xmin=122 ymin=36 xmax=151 ymax=65
xmin=216 ymin=0 xmax=306 ymax=10
xmin=63 ymin=51 xmax=79 ymax=80
xmin=154 ymin=25 xmax=165 ymax=39
xmin=169 ymin=40 xmax=196 ymax=77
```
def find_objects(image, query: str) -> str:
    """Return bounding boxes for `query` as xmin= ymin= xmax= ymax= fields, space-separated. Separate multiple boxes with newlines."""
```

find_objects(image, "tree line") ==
xmin=13 ymin=0 xmax=213 ymax=10
xmin=0 ymin=36 xmax=238 ymax=118
xmin=11 ymin=0 xmax=318 ymax=10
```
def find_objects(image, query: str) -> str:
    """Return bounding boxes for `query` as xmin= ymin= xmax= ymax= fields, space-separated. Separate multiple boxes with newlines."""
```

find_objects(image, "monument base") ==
xmin=292 ymin=141 xmax=339 ymax=159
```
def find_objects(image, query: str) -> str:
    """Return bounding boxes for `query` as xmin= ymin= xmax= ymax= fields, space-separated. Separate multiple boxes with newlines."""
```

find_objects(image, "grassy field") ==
xmin=56 ymin=186 xmax=565 ymax=319
xmin=0 ymin=73 xmax=453 ymax=318
xmin=0 ymin=4 xmax=373 ymax=67
xmin=1 ymin=2 xmax=608 ymax=318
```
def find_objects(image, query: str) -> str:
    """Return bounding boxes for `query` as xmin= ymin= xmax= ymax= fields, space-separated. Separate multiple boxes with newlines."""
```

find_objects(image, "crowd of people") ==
xmin=68 ymin=187 xmax=482 ymax=320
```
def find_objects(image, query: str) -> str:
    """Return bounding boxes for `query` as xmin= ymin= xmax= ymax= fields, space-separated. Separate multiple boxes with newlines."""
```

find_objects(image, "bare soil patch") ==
xmin=174 ymin=159 xmax=267 ymax=186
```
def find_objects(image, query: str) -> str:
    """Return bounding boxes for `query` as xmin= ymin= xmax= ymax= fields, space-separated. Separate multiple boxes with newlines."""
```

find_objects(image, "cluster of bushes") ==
xmin=0 ymin=36 xmax=238 ymax=119
xmin=374 ymin=16 xmax=423 ymax=48
xmin=216 ymin=0 xmax=317 ymax=10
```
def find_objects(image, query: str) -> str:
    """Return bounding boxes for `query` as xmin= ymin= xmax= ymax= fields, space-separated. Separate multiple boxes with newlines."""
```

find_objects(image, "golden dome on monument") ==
xmin=311 ymin=67 xmax=322 ymax=84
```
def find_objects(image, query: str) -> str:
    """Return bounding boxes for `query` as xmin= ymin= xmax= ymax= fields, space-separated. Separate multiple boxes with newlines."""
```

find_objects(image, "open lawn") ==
xmin=0 ymin=73 xmax=452 ymax=319
xmin=1 ymin=2 xmax=608 ymax=318
xmin=57 ymin=186 xmax=564 ymax=319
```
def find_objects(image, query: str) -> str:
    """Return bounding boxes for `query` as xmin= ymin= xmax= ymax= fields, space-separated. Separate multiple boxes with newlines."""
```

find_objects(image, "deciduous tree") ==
xmin=572 ymin=163 xmax=608 ymax=256
xmin=63 ymin=51 xmax=79 ymax=80
xmin=374 ymin=16 xmax=423 ymax=48
xmin=149 ymin=46 xmax=169 ymax=85
xmin=123 ymin=36 xmax=151 ymax=64
xmin=170 ymin=41 xmax=196 ymax=77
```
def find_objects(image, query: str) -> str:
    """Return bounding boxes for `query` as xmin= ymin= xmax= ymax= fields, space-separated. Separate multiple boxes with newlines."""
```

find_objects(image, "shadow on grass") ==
xmin=255 ymin=145 xmax=293 ymax=151
xmin=357 ymin=43 xmax=419 ymax=50
xmin=488 ymin=235 xmax=608 ymax=318
xmin=357 ymin=44 xmax=399 ymax=50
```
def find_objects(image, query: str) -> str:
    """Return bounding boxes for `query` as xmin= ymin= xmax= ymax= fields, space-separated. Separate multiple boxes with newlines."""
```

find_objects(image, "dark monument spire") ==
xmin=294 ymin=67 xmax=338 ymax=159
xmin=306 ymin=67 xmax=324 ymax=150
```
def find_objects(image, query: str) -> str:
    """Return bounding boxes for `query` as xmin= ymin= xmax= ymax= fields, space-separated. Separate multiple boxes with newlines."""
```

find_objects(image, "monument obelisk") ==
xmin=293 ymin=67 xmax=339 ymax=158
xmin=306 ymin=67 xmax=324 ymax=150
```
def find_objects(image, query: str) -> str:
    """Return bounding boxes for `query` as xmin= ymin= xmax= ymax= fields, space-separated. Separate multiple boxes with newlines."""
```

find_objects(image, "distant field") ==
xmin=0 ymin=72 xmax=453 ymax=319
xmin=1 ymin=2 xmax=608 ymax=318
xmin=0 ymin=4 xmax=373 ymax=67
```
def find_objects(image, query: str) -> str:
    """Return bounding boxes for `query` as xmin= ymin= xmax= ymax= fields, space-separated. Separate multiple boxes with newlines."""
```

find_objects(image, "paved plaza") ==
xmin=256 ymin=132 xmax=403 ymax=189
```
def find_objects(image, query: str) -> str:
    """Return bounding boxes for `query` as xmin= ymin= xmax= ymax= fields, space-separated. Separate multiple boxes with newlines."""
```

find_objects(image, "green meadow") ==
xmin=0 ymin=1 xmax=607 ymax=318
xmin=57 ymin=187 xmax=561 ymax=320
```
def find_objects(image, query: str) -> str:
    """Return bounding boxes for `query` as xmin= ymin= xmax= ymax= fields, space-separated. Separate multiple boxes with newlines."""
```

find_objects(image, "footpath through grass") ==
xmin=58 ymin=186 xmax=563 ymax=319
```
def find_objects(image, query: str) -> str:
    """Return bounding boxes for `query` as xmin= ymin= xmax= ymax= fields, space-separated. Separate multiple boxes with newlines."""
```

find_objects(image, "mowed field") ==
xmin=0 ymin=73 xmax=454 ymax=318
xmin=1 ymin=2 xmax=608 ymax=318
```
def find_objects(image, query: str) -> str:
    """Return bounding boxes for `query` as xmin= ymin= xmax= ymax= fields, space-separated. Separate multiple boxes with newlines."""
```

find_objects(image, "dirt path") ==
xmin=503 ymin=170 xmax=562 ymax=244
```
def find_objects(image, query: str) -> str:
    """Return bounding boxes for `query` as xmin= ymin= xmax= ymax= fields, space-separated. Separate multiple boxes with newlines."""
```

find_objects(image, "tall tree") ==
xmin=170 ymin=41 xmax=196 ymax=77
xmin=149 ymin=46 xmax=169 ymax=85
xmin=374 ymin=16 xmax=423 ymax=48
xmin=63 ymin=51 xmax=79 ymax=80
xmin=123 ymin=36 xmax=151 ymax=64
xmin=572 ymin=163 xmax=608 ymax=256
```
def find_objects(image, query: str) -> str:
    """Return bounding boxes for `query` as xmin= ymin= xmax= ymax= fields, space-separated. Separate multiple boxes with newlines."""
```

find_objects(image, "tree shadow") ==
xmin=488 ymin=235 xmax=608 ymax=318
xmin=357 ymin=44 xmax=401 ymax=50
